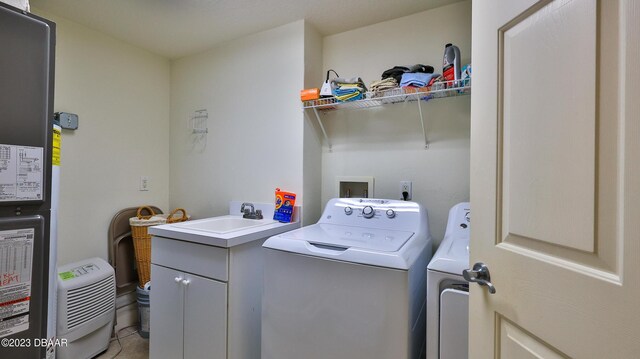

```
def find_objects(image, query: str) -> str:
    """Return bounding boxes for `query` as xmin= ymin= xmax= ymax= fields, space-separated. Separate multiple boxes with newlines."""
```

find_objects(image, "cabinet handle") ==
xmin=174 ymin=276 xmax=183 ymax=283
xmin=181 ymin=279 xmax=190 ymax=286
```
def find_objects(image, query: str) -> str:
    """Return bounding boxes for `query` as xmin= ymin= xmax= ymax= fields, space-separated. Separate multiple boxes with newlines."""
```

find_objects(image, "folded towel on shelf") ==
xmin=331 ymin=77 xmax=364 ymax=84
xmin=333 ymin=87 xmax=359 ymax=95
xmin=333 ymin=87 xmax=363 ymax=101
xmin=331 ymin=77 xmax=367 ymax=102
xmin=330 ymin=77 xmax=367 ymax=91
xmin=400 ymin=72 xmax=440 ymax=88
xmin=334 ymin=91 xmax=363 ymax=102
xmin=370 ymin=78 xmax=398 ymax=92
xmin=337 ymin=83 xmax=365 ymax=90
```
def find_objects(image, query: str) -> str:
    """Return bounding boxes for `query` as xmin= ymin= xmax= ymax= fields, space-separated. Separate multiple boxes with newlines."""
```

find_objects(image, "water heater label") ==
xmin=52 ymin=127 xmax=61 ymax=166
xmin=0 ymin=144 xmax=44 ymax=202
xmin=0 ymin=228 xmax=34 ymax=338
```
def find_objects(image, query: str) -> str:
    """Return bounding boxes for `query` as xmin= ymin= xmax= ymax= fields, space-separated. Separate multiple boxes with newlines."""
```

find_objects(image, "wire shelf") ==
xmin=303 ymin=78 xmax=471 ymax=111
xmin=302 ymin=78 xmax=471 ymax=151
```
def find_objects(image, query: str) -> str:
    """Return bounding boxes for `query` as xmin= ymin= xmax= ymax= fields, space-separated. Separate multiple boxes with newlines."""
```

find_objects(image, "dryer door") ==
xmin=440 ymin=288 xmax=469 ymax=359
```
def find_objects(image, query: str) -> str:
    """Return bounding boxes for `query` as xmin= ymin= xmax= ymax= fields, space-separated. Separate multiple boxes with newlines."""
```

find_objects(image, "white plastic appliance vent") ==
xmin=57 ymin=257 xmax=116 ymax=359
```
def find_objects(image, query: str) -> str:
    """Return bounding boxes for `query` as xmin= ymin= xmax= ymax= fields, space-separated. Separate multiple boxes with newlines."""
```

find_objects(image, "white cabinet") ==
xmin=149 ymin=235 xmax=266 ymax=359
xmin=150 ymin=264 xmax=227 ymax=359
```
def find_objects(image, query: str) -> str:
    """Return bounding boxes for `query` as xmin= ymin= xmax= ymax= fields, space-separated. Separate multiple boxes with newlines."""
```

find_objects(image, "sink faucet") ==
xmin=240 ymin=202 xmax=263 ymax=220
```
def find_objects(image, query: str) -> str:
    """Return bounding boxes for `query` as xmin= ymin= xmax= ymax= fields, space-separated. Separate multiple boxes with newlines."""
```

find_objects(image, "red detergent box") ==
xmin=273 ymin=188 xmax=296 ymax=223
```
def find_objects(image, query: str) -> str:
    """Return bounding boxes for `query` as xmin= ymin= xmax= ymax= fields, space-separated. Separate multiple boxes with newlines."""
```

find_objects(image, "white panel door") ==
xmin=470 ymin=0 xmax=640 ymax=357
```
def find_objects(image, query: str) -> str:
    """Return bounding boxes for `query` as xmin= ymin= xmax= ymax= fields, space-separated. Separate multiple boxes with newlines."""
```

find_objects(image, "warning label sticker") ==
xmin=0 ymin=228 xmax=33 ymax=338
xmin=0 ymin=314 xmax=29 ymax=339
xmin=0 ymin=144 xmax=44 ymax=202
xmin=53 ymin=127 xmax=61 ymax=167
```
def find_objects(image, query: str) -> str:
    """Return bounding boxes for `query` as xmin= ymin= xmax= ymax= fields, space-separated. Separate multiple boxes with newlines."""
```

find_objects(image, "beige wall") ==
xmin=30 ymin=1 xmax=469 ymax=266
xmin=321 ymin=1 xmax=472 ymax=245
xmin=302 ymin=22 xmax=324 ymax=225
xmin=32 ymin=9 xmax=171 ymax=265
xmin=169 ymin=21 xmax=305 ymax=219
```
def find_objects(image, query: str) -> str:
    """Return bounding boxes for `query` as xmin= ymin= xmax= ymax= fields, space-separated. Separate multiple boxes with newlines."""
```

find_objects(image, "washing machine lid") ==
xmin=279 ymin=223 xmax=414 ymax=252
xmin=427 ymin=234 xmax=469 ymax=276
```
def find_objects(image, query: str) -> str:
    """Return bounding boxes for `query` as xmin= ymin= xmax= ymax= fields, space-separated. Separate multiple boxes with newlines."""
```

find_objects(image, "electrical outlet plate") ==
xmin=140 ymin=176 xmax=150 ymax=191
xmin=400 ymin=181 xmax=412 ymax=200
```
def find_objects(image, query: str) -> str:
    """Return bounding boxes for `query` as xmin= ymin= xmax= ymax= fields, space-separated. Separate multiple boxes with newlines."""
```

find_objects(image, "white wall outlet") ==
xmin=140 ymin=176 xmax=150 ymax=191
xmin=400 ymin=181 xmax=412 ymax=200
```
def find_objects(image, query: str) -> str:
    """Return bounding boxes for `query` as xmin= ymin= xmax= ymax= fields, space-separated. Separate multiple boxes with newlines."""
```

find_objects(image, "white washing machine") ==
xmin=426 ymin=202 xmax=470 ymax=359
xmin=262 ymin=198 xmax=432 ymax=359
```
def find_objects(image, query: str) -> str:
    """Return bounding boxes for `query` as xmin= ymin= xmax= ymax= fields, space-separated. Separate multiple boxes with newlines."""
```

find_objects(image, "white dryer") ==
xmin=426 ymin=202 xmax=470 ymax=359
xmin=262 ymin=198 xmax=432 ymax=359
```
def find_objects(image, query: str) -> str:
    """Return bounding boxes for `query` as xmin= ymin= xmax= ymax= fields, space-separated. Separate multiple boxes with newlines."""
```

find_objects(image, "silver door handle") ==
xmin=463 ymin=262 xmax=496 ymax=294
xmin=174 ymin=276 xmax=183 ymax=283
xmin=181 ymin=279 xmax=190 ymax=287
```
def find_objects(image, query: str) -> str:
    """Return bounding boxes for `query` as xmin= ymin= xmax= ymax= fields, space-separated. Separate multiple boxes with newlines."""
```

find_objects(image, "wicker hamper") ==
xmin=129 ymin=206 xmax=189 ymax=287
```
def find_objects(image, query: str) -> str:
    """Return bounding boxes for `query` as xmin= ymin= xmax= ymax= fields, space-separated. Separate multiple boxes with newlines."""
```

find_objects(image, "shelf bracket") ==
xmin=417 ymin=98 xmax=428 ymax=149
xmin=312 ymin=107 xmax=332 ymax=150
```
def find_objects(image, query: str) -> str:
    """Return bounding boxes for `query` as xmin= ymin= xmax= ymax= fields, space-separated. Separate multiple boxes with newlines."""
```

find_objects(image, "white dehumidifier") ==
xmin=57 ymin=257 xmax=116 ymax=359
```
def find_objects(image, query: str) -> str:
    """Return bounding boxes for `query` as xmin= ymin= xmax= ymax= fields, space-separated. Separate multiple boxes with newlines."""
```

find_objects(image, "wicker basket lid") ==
xmin=129 ymin=215 xmax=166 ymax=226
xmin=129 ymin=206 xmax=168 ymax=227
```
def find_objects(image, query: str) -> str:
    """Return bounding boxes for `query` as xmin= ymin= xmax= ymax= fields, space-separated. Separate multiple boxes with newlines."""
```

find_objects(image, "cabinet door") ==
xmin=183 ymin=274 xmax=227 ymax=359
xmin=150 ymin=264 xmax=184 ymax=359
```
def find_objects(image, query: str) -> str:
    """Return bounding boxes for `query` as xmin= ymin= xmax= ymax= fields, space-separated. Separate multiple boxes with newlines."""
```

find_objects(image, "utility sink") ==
xmin=171 ymin=216 xmax=274 ymax=234
xmin=148 ymin=201 xmax=300 ymax=248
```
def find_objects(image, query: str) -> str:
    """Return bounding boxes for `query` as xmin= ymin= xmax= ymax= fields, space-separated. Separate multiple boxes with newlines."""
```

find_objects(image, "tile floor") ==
xmin=95 ymin=326 xmax=148 ymax=359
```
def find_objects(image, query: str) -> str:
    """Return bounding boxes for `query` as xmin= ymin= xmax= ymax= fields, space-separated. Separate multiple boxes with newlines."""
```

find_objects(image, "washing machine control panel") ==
xmin=444 ymin=203 xmax=471 ymax=238
xmin=362 ymin=206 xmax=375 ymax=218
xmin=459 ymin=209 xmax=471 ymax=229
xmin=321 ymin=198 xmax=427 ymax=232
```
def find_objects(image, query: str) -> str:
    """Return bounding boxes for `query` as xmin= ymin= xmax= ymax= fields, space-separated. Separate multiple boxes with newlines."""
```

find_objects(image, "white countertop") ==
xmin=149 ymin=215 xmax=300 ymax=248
